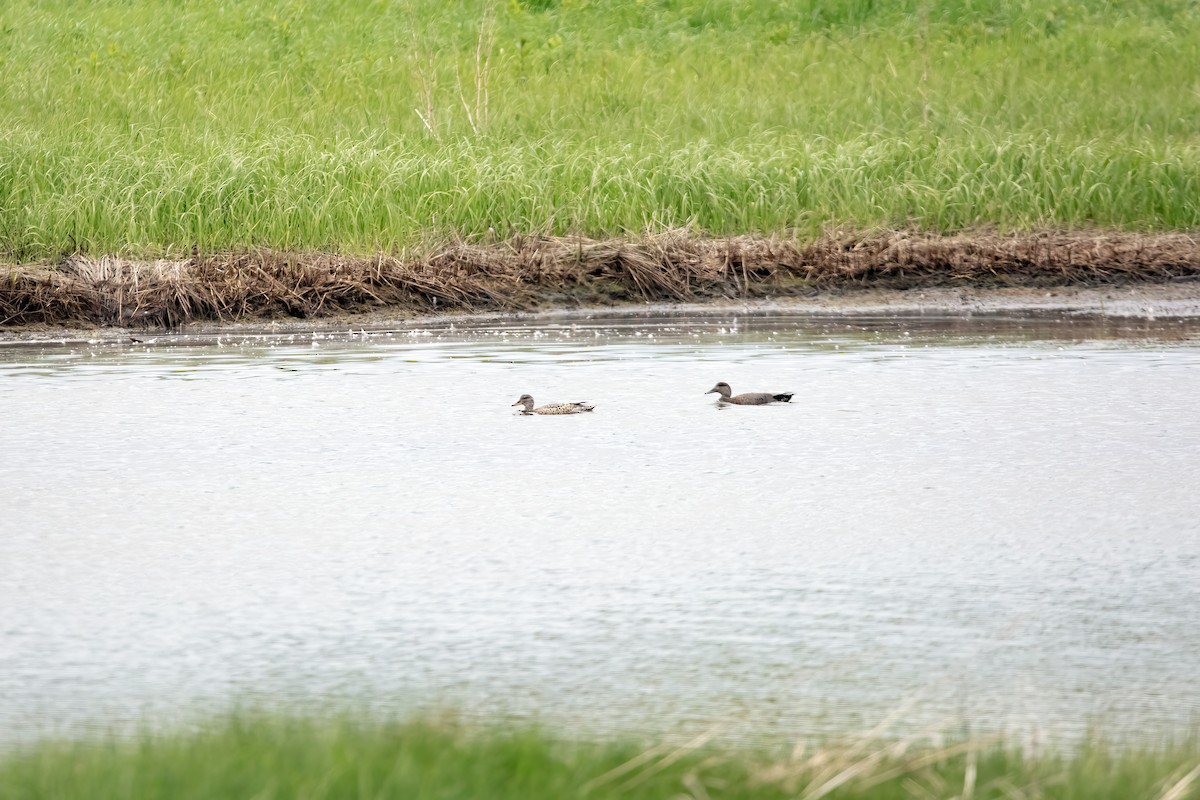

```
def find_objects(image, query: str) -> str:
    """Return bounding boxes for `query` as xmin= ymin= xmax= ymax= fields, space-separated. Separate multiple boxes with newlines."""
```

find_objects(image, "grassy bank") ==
xmin=1 ymin=0 xmax=1199 ymax=261
xmin=1 ymin=716 xmax=1197 ymax=800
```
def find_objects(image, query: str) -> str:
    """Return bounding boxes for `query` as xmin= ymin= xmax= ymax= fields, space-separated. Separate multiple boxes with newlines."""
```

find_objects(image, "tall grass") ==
xmin=1 ymin=715 xmax=1198 ymax=800
xmin=1 ymin=0 xmax=1199 ymax=260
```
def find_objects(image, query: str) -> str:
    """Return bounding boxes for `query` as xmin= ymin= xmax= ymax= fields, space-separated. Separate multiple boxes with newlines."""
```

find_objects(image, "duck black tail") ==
xmin=773 ymin=393 xmax=794 ymax=403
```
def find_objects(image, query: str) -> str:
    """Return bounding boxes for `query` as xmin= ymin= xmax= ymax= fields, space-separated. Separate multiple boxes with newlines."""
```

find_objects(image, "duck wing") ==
xmin=534 ymin=402 xmax=593 ymax=414
xmin=729 ymin=392 xmax=776 ymax=405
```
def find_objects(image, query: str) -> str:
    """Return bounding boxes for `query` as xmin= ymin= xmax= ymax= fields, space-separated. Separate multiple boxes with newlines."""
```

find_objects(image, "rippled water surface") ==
xmin=2 ymin=311 xmax=1199 ymax=744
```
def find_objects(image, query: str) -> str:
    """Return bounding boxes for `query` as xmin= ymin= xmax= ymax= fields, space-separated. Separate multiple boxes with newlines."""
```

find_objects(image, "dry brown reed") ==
xmin=3 ymin=230 xmax=1200 ymax=328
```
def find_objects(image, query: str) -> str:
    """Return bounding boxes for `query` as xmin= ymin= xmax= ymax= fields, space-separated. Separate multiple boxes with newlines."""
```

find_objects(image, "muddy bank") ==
xmin=3 ymin=230 xmax=1200 ymax=329
xmin=5 ymin=284 xmax=1200 ymax=345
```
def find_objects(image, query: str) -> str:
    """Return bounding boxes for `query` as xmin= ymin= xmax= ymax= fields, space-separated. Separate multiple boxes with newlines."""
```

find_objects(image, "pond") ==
xmin=2 ymin=310 xmax=1199 ymax=745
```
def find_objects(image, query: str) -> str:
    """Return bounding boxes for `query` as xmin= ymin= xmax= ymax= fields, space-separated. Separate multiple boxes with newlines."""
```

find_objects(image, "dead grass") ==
xmin=3 ymin=230 xmax=1200 ymax=327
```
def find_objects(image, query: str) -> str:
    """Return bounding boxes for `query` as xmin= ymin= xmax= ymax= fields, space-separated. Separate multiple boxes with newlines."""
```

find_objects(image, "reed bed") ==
xmin=1 ymin=714 xmax=1197 ymax=800
xmin=3 ymin=231 xmax=1200 ymax=327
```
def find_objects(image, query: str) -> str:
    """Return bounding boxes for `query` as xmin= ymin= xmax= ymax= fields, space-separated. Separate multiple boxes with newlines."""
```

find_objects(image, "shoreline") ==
xmin=4 ymin=283 xmax=1200 ymax=345
xmin=4 ymin=231 xmax=1200 ymax=334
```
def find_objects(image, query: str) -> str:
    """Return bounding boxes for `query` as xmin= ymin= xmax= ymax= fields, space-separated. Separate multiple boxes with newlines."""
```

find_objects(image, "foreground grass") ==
xmin=1 ymin=716 xmax=1198 ymax=800
xmin=1 ymin=0 xmax=1199 ymax=260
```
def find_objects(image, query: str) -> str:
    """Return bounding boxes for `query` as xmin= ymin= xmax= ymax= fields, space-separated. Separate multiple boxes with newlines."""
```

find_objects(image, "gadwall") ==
xmin=512 ymin=394 xmax=595 ymax=415
xmin=706 ymin=382 xmax=793 ymax=405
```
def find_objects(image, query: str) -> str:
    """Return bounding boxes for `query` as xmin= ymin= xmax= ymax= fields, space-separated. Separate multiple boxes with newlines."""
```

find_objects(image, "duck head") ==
xmin=511 ymin=394 xmax=535 ymax=412
xmin=705 ymin=382 xmax=732 ymax=399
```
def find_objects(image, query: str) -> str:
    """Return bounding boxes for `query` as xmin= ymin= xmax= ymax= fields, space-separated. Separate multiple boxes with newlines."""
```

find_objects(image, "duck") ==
xmin=706 ymin=382 xmax=793 ymax=405
xmin=512 ymin=394 xmax=595 ymax=415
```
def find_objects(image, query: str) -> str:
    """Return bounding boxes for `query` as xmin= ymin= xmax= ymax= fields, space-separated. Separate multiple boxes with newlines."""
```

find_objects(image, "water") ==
xmin=2 ymin=310 xmax=1199 ymax=745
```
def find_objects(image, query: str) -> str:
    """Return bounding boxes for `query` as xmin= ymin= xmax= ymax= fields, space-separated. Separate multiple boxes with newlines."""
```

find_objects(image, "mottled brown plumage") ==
xmin=512 ymin=394 xmax=595 ymax=415
xmin=706 ymin=382 xmax=793 ymax=405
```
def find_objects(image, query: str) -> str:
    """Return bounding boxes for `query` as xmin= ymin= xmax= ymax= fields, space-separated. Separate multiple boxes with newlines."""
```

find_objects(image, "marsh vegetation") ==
xmin=3 ymin=716 xmax=1199 ymax=800
xmin=1 ymin=0 xmax=1199 ymax=261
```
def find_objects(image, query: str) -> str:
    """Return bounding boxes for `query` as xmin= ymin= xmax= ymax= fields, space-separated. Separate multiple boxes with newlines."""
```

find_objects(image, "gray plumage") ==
xmin=706 ymin=382 xmax=793 ymax=405
xmin=512 ymin=394 xmax=595 ymax=415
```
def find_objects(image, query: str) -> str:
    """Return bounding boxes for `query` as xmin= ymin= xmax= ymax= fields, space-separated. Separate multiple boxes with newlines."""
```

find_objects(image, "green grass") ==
xmin=1 ymin=715 xmax=1198 ymax=800
xmin=2 ymin=0 xmax=1200 ymax=260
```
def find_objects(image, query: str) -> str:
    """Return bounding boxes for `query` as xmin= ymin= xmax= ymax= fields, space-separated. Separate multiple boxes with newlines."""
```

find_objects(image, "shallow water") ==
xmin=2 ymin=311 xmax=1199 ymax=745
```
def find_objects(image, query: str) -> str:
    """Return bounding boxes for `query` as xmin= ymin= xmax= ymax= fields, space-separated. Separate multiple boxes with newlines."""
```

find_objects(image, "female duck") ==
xmin=512 ymin=394 xmax=595 ymax=415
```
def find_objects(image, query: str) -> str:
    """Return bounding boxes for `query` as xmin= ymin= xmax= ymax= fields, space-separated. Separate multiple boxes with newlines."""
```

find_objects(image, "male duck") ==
xmin=706 ymin=382 xmax=793 ymax=405
xmin=512 ymin=394 xmax=595 ymax=415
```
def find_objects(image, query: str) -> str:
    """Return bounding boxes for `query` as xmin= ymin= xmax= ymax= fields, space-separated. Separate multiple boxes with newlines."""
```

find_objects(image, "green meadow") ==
xmin=2 ymin=716 xmax=1198 ymax=800
xmin=1 ymin=0 xmax=1199 ymax=260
